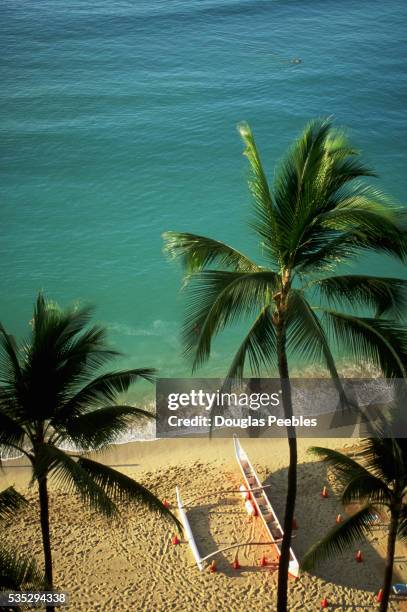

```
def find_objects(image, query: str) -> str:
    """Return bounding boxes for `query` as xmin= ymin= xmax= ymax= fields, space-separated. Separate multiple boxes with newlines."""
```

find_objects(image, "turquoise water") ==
xmin=1 ymin=0 xmax=407 ymax=400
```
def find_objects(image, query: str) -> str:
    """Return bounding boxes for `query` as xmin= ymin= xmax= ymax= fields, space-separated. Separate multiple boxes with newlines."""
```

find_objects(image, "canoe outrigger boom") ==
xmin=175 ymin=436 xmax=299 ymax=578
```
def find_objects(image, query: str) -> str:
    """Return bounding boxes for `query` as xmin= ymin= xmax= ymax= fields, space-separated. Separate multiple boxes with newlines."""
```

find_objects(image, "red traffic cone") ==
xmin=232 ymin=553 xmax=241 ymax=570
xmin=163 ymin=499 xmax=170 ymax=509
xmin=259 ymin=554 xmax=267 ymax=567
xmin=321 ymin=597 xmax=328 ymax=608
xmin=355 ymin=549 xmax=363 ymax=563
xmin=209 ymin=560 xmax=217 ymax=573
xmin=336 ymin=513 xmax=343 ymax=524
xmin=376 ymin=589 xmax=383 ymax=602
xmin=321 ymin=486 xmax=329 ymax=498
xmin=171 ymin=535 xmax=180 ymax=545
xmin=292 ymin=517 xmax=298 ymax=530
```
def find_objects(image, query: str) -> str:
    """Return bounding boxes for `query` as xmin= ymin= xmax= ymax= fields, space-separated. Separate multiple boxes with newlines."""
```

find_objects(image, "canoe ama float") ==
xmin=176 ymin=437 xmax=299 ymax=577
xmin=176 ymin=486 xmax=204 ymax=570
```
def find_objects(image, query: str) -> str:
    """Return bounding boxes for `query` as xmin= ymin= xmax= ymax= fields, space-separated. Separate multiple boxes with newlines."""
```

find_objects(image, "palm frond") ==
xmin=270 ymin=123 xmax=376 ymax=270
xmin=318 ymin=193 xmax=407 ymax=261
xmin=54 ymin=325 xmax=121 ymax=382
xmin=30 ymin=294 xmax=94 ymax=358
xmin=77 ymin=458 xmax=182 ymax=531
xmin=301 ymin=504 xmax=375 ymax=571
xmin=322 ymin=309 xmax=407 ymax=378
xmin=272 ymin=119 xmax=337 ymax=261
xmin=223 ymin=305 xmax=277 ymax=384
xmin=294 ymin=229 xmax=361 ymax=273
xmin=0 ymin=487 xmax=39 ymax=596
xmin=0 ymin=487 xmax=28 ymax=522
xmin=0 ymin=324 xmax=22 ymax=385
xmin=0 ymin=546 xmax=44 ymax=591
xmin=309 ymin=446 xmax=373 ymax=484
xmin=19 ymin=302 xmax=121 ymax=422
xmin=0 ymin=409 xmax=26 ymax=453
xmin=53 ymin=368 xmax=156 ymax=425
xmin=397 ymin=506 xmax=407 ymax=543
xmin=326 ymin=155 xmax=376 ymax=194
xmin=286 ymin=292 xmax=349 ymax=406
xmin=182 ymin=270 xmax=279 ymax=369
xmin=162 ymin=232 xmax=260 ymax=274
xmin=295 ymin=189 xmax=407 ymax=271
xmin=313 ymin=275 xmax=407 ymax=318
xmin=237 ymin=122 xmax=280 ymax=265
xmin=355 ymin=436 xmax=406 ymax=488
xmin=58 ymin=405 xmax=155 ymax=449
xmin=341 ymin=472 xmax=392 ymax=506
xmin=33 ymin=444 xmax=118 ymax=518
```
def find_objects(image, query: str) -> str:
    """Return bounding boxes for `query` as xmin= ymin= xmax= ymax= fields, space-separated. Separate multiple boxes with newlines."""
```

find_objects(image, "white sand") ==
xmin=1 ymin=437 xmax=406 ymax=611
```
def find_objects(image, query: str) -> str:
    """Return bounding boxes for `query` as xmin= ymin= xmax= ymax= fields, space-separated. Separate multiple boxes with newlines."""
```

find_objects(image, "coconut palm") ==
xmin=302 ymin=433 xmax=407 ymax=612
xmin=0 ymin=294 xmax=180 ymax=612
xmin=163 ymin=119 xmax=407 ymax=611
xmin=0 ymin=486 xmax=44 ymax=595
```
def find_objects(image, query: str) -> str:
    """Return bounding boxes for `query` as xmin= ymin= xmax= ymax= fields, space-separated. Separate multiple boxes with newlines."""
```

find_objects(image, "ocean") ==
xmin=1 ymin=0 xmax=407 ymax=410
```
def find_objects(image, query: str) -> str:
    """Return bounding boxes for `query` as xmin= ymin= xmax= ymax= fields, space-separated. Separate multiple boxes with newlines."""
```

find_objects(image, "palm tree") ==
xmin=0 ymin=294 xmax=180 ymax=612
xmin=302 ymin=434 xmax=407 ymax=612
xmin=0 ymin=486 xmax=44 ymax=595
xmin=163 ymin=119 xmax=407 ymax=611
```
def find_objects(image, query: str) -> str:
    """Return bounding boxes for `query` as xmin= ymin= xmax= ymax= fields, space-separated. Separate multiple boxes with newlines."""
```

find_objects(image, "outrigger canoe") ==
xmin=234 ymin=435 xmax=300 ymax=578
xmin=176 ymin=484 xmax=284 ymax=571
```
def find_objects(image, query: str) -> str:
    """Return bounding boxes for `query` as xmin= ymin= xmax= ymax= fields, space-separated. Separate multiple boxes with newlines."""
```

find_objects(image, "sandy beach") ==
xmin=1 ymin=437 xmax=406 ymax=611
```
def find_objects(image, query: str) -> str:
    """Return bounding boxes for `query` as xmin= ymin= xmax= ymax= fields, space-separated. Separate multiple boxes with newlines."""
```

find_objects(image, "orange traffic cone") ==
xmin=321 ymin=486 xmax=329 ymax=498
xmin=376 ymin=589 xmax=383 ymax=602
xmin=232 ymin=553 xmax=241 ymax=570
xmin=163 ymin=499 xmax=170 ymax=509
xmin=209 ymin=560 xmax=217 ymax=573
xmin=336 ymin=513 xmax=343 ymax=524
xmin=171 ymin=535 xmax=180 ymax=545
xmin=355 ymin=550 xmax=363 ymax=563
xmin=321 ymin=597 xmax=328 ymax=608
xmin=259 ymin=554 xmax=267 ymax=567
xmin=292 ymin=518 xmax=298 ymax=530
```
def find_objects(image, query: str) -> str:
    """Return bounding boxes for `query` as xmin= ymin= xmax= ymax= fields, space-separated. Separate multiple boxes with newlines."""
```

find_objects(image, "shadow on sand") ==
xmin=181 ymin=448 xmax=406 ymax=607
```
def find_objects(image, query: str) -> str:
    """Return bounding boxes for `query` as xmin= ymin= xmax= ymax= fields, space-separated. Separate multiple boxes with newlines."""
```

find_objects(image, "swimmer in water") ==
xmin=267 ymin=51 xmax=302 ymax=66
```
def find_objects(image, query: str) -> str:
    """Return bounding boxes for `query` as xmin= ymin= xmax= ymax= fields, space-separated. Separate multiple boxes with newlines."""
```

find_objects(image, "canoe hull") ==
xmin=233 ymin=436 xmax=299 ymax=578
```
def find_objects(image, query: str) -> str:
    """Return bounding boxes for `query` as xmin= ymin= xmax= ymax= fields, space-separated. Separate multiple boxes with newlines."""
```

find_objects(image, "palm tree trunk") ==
xmin=38 ymin=476 xmax=55 ymax=612
xmin=276 ymin=294 xmax=297 ymax=612
xmin=379 ymin=507 xmax=400 ymax=612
